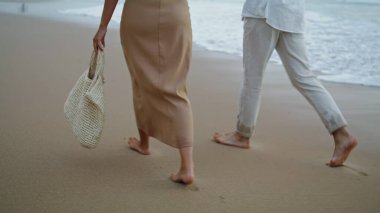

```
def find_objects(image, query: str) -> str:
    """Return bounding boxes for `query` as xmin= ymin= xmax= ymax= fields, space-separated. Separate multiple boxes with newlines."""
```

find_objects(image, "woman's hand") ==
xmin=93 ymin=26 xmax=107 ymax=51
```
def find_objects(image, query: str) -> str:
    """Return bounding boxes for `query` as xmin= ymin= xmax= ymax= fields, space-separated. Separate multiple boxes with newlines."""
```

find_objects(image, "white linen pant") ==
xmin=237 ymin=18 xmax=347 ymax=138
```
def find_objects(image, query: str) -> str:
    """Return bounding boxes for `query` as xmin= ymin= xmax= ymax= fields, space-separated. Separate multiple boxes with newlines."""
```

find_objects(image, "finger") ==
xmin=102 ymin=38 xmax=106 ymax=48
xmin=93 ymin=39 xmax=103 ymax=51
xmin=97 ymin=41 xmax=104 ymax=51
xmin=93 ymin=38 xmax=99 ymax=51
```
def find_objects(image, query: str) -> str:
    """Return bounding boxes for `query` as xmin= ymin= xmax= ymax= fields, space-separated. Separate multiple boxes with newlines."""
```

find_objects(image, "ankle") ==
xmin=235 ymin=132 xmax=250 ymax=142
xmin=333 ymin=127 xmax=349 ymax=138
xmin=139 ymin=140 xmax=149 ymax=148
xmin=180 ymin=166 xmax=194 ymax=175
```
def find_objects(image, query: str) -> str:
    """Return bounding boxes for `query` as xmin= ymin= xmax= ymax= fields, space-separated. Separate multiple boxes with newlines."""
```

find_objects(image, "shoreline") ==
xmin=0 ymin=0 xmax=379 ymax=88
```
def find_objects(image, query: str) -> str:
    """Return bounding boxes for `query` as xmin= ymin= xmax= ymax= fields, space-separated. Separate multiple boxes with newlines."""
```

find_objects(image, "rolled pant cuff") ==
xmin=236 ymin=120 xmax=254 ymax=138
xmin=328 ymin=123 xmax=348 ymax=134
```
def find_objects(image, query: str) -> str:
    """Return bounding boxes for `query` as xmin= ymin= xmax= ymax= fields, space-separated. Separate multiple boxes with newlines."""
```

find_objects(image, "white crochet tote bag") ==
xmin=64 ymin=50 xmax=105 ymax=149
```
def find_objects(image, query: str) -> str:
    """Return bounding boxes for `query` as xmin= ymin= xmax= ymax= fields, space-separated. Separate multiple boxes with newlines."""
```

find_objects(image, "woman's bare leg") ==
xmin=170 ymin=147 xmax=194 ymax=184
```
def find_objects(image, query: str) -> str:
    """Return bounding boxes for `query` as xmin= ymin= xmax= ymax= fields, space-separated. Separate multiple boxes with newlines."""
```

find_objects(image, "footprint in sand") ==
xmin=185 ymin=183 xmax=200 ymax=191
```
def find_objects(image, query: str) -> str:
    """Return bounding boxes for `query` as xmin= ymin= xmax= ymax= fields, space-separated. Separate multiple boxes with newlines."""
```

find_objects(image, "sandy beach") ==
xmin=1 ymin=5 xmax=380 ymax=213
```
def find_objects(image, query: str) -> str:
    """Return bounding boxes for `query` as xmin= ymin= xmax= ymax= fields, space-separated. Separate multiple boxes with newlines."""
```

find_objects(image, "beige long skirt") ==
xmin=120 ymin=0 xmax=193 ymax=148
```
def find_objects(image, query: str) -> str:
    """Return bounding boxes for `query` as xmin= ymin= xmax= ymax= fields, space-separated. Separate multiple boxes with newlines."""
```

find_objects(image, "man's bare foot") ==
xmin=213 ymin=131 xmax=250 ymax=149
xmin=327 ymin=129 xmax=358 ymax=167
xmin=170 ymin=172 xmax=194 ymax=185
xmin=128 ymin=137 xmax=150 ymax=155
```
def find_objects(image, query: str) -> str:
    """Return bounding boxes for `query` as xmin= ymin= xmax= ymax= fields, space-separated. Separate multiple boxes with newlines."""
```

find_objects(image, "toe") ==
xmin=326 ymin=161 xmax=342 ymax=167
xmin=213 ymin=132 xmax=221 ymax=140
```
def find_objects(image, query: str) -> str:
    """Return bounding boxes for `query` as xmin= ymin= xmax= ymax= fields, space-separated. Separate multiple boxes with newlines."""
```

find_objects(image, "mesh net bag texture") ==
xmin=64 ymin=50 xmax=105 ymax=149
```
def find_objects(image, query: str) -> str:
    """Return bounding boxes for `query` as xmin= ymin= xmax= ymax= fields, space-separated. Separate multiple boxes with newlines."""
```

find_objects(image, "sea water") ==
xmin=60 ymin=0 xmax=380 ymax=87
xmin=2 ymin=0 xmax=379 ymax=87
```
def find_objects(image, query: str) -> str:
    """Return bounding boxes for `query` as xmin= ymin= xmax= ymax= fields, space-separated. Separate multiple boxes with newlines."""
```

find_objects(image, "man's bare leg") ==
xmin=128 ymin=129 xmax=151 ymax=155
xmin=213 ymin=131 xmax=250 ymax=149
xmin=327 ymin=127 xmax=358 ymax=167
xmin=170 ymin=147 xmax=194 ymax=185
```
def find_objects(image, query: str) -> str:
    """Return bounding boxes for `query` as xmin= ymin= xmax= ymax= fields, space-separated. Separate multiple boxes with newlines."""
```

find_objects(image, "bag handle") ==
xmin=88 ymin=50 xmax=105 ymax=85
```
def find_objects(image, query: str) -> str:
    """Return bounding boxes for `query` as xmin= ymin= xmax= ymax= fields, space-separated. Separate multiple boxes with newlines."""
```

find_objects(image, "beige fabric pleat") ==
xmin=120 ymin=0 xmax=193 ymax=148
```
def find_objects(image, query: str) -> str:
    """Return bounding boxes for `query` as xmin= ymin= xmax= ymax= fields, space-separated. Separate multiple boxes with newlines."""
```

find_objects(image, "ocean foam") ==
xmin=57 ymin=0 xmax=380 ymax=87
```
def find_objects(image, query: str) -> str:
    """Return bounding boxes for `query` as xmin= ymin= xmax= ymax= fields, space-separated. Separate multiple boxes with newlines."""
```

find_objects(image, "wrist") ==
xmin=99 ymin=23 xmax=108 ymax=30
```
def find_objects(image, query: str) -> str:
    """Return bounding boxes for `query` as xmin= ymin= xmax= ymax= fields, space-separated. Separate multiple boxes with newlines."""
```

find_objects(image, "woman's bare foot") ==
xmin=213 ymin=131 xmax=250 ymax=149
xmin=327 ymin=128 xmax=358 ymax=167
xmin=170 ymin=172 xmax=194 ymax=185
xmin=128 ymin=137 xmax=150 ymax=155
xmin=171 ymin=147 xmax=194 ymax=185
